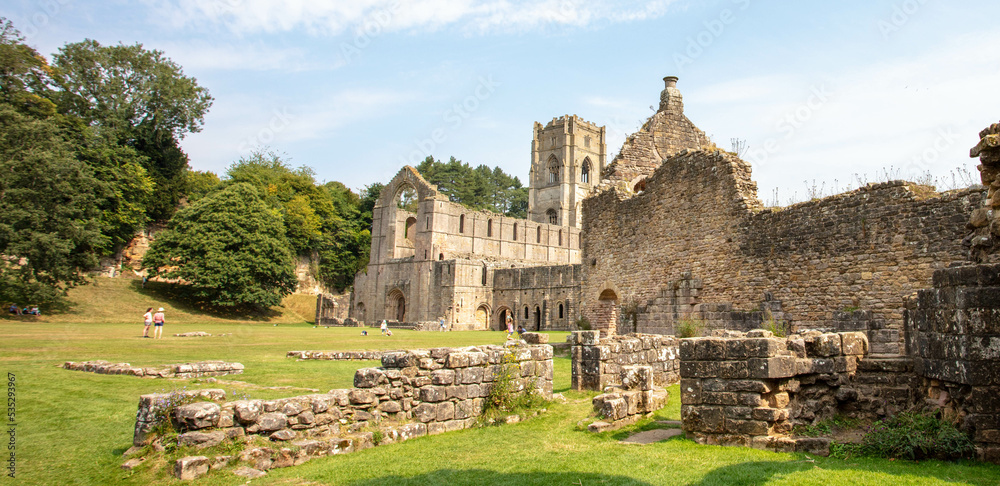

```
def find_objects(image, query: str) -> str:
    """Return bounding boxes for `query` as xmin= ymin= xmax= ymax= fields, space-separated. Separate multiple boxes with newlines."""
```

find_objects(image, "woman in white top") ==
xmin=142 ymin=307 xmax=153 ymax=338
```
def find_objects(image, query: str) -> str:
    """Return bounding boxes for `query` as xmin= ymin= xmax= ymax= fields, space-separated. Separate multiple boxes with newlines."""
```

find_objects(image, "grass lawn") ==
xmin=4 ymin=278 xmax=1000 ymax=484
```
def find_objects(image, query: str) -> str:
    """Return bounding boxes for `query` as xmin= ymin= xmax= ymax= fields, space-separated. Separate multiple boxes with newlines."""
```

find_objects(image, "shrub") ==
xmin=576 ymin=317 xmax=591 ymax=331
xmin=837 ymin=412 xmax=974 ymax=461
xmin=676 ymin=319 xmax=703 ymax=338
xmin=762 ymin=309 xmax=787 ymax=337
xmin=480 ymin=346 xmax=544 ymax=424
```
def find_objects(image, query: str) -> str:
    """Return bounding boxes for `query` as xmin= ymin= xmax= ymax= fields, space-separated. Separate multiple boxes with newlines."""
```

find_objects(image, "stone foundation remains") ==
xmin=133 ymin=343 xmax=553 ymax=478
xmin=64 ymin=360 xmax=244 ymax=379
xmin=569 ymin=331 xmax=679 ymax=391
xmin=589 ymin=365 xmax=670 ymax=432
xmin=286 ymin=350 xmax=386 ymax=361
xmin=679 ymin=330 xmax=867 ymax=454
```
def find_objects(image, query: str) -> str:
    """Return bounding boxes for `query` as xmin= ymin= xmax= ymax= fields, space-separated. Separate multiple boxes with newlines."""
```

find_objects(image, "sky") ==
xmin=5 ymin=0 xmax=1000 ymax=204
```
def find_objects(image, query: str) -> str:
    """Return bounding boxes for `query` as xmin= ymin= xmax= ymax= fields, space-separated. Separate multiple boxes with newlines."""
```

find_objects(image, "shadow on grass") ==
xmin=686 ymin=458 xmax=995 ymax=486
xmin=345 ymin=469 xmax=654 ymax=486
xmin=130 ymin=280 xmax=283 ymax=321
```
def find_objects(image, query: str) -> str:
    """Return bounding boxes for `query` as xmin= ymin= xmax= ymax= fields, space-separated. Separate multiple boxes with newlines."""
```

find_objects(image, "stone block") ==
xmin=419 ymin=386 xmax=446 ymax=403
xmin=752 ymin=407 xmax=789 ymax=422
xmin=234 ymin=400 xmax=263 ymax=423
xmin=747 ymin=357 xmax=797 ymax=379
xmin=522 ymin=333 xmax=549 ymax=344
xmin=458 ymin=366 xmax=485 ymax=384
xmin=354 ymin=368 xmax=386 ymax=388
xmin=177 ymin=431 xmax=226 ymax=449
xmin=349 ymin=389 xmax=376 ymax=405
xmin=173 ymin=456 xmax=209 ymax=480
xmin=173 ymin=402 xmax=221 ymax=431
xmin=378 ymin=400 xmax=402 ymax=413
xmin=257 ymin=413 xmax=288 ymax=432
xmin=641 ymin=390 xmax=668 ymax=412
xmin=681 ymin=405 xmax=725 ymax=433
xmin=840 ymin=332 xmax=869 ymax=356
xmin=436 ymin=402 xmax=455 ymax=422
xmin=694 ymin=338 xmax=727 ymax=360
xmin=680 ymin=379 xmax=702 ymax=405
xmin=270 ymin=429 xmax=296 ymax=441
xmin=431 ymin=369 xmax=455 ymax=385
xmin=723 ymin=407 xmax=754 ymax=420
xmin=806 ymin=334 xmax=843 ymax=357
xmin=725 ymin=419 xmax=769 ymax=436
xmin=621 ymin=366 xmax=653 ymax=391
xmin=412 ymin=403 xmax=436 ymax=423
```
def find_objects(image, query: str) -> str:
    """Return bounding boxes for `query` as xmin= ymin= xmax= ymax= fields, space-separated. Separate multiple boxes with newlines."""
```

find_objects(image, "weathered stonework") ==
xmin=350 ymin=167 xmax=584 ymax=331
xmin=590 ymin=365 xmax=670 ymax=432
xmin=133 ymin=344 xmax=554 ymax=472
xmin=286 ymin=350 xmax=386 ymax=361
xmin=64 ymin=360 xmax=244 ymax=379
xmin=967 ymin=120 xmax=1000 ymax=261
xmin=679 ymin=330 xmax=868 ymax=454
xmin=315 ymin=292 xmax=351 ymax=325
xmin=569 ymin=331 xmax=679 ymax=391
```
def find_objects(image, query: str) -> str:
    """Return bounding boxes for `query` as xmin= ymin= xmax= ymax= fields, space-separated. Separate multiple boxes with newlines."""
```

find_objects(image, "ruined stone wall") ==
xmin=352 ymin=166 xmax=581 ymax=329
xmin=582 ymin=145 xmax=981 ymax=342
xmin=493 ymin=264 xmax=582 ymax=331
xmin=906 ymin=263 xmax=1000 ymax=462
xmin=134 ymin=344 xmax=554 ymax=466
xmin=680 ymin=331 xmax=868 ymax=453
xmin=569 ymin=331 xmax=680 ymax=391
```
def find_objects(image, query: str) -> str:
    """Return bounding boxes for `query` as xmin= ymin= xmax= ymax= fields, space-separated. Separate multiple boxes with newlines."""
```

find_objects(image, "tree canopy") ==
xmin=415 ymin=156 xmax=528 ymax=218
xmin=142 ymin=183 xmax=297 ymax=311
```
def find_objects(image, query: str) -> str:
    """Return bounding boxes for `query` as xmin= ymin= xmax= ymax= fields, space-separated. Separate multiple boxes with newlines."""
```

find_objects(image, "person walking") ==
xmin=439 ymin=317 xmax=447 ymax=332
xmin=152 ymin=307 xmax=165 ymax=339
xmin=380 ymin=319 xmax=388 ymax=336
xmin=506 ymin=314 xmax=515 ymax=340
xmin=142 ymin=307 xmax=153 ymax=338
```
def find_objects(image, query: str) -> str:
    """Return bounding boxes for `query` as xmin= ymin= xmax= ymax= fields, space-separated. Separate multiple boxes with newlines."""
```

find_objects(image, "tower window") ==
xmin=547 ymin=209 xmax=558 ymax=225
xmin=558 ymin=229 xmax=563 ymax=246
xmin=548 ymin=167 xmax=558 ymax=183
xmin=581 ymin=158 xmax=592 ymax=184
xmin=459 ymin=214 xmax=465 ymax=233
xmin=487 ymin=219 xmax=493 ymax=237
xmin=513 ymin=223 xmax=518 ymax=240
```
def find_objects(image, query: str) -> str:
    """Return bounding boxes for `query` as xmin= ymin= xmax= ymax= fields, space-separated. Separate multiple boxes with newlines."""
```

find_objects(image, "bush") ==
xmin=479 ymin=346 xmax=544 ymax=424
xmin=676 ymin=319 xmax=703 ymax=338
xmin=576 ymin=317 xmax=591 ymax=331
xmin=837 ymin=412 xmax=974 ymax=461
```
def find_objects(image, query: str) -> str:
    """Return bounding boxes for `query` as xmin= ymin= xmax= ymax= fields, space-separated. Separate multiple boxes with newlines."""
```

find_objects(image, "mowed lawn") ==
xmin=2 ymin=280 xmax=1000 ymax=484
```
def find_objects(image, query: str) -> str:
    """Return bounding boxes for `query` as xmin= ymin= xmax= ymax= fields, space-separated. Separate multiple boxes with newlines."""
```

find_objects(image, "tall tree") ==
xmin=0 ymin=104 xmax=107 ymax=305
xmin=51 ymin=39 xmax=213 ymax=221
xmin=142 ymin=183 xmax=297 ymax=311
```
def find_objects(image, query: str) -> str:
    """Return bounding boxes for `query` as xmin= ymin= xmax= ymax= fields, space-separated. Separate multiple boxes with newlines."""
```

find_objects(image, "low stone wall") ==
xmin=679 ymin=330 xmax=867 ymax=453
xmin=570 ymin=331 xmax=679 ymax=391
xmin=64 ymin=360 xmax=244 ymax=379
xmin=906 ymin=263 xmax=1000 ymax=462
xmin=286 ymin=350 xmax=386 ymax=361
xmin=133 ymin=343 xmax=553 ymax=478
xmin=590 ymin=365 xmax=669 ymax=432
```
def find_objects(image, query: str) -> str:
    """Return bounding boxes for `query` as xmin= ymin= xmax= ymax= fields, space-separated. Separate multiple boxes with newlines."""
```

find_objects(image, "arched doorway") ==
xmin=596 ymin=289 xmax=619 ymax=335
xmin=533 ymin=306 xmax=542 ymax=331
xmin=494 ymin=307 xmax=514 ymax=331
xmin=475 ymin=304 xmax=490 ymax=330
xmin=356 ymin=302 xmax=366 ymax=324
xmin=386 ymin=289 xmax=406 ymax=322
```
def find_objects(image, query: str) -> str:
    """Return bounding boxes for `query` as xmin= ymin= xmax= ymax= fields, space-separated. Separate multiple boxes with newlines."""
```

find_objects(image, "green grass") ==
xmin=3 ymin=290 xmax=1000 ymax=484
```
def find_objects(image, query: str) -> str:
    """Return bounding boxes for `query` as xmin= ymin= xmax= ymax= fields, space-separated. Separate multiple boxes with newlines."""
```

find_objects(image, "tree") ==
xmin=415 ymin=156 xmax=528 ymax=218
xmin=0 ymin=18 xmax=57 ymax=118
xmin=52 ymin=39 xmax=213 ymax=220
xmin=142 ymin=183 xmax=297 ymax=311
xmin=0 ymin=104 xmax=107 ymax=305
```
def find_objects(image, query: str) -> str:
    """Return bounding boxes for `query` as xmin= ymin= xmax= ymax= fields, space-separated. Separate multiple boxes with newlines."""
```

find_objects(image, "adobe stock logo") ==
xmin=673 ymin=0 xmax=751 ymax=72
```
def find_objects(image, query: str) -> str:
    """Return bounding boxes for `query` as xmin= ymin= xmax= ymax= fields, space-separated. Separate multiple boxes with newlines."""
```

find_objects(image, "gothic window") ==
xmin=581 ymin=158 xmax=592 ymax=183
xmin=547 ymin=209 xmax=558 ymax=225
xmin=547 ymin=155 xmax=559 ymax=184
xmin=559 ymin=303 xmax=564 ymax=319
xmin=524 ymin=306 xmax=529 ymax=319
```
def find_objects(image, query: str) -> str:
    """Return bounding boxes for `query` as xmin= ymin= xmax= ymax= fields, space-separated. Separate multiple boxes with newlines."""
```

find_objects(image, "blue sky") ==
xmin=5 ymin=0 xmax=1000 ymax=203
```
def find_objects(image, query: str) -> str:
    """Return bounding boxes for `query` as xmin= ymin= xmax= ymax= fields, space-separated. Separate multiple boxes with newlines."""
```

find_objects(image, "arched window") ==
xmin=459 ymin=214 xmax=465 ymax=233
xmin=513 ymin=223 xmax=518 ymax=240
xmin=536 ymin=226 xmax=542 ymax=243
xmin=482 ymin=264 xmax=488 ymax=286
xmin=404 ymin=216 xmax=416 ymax=242
xmin=524 ymin=306 xmax=529 ymax=319
xmin=558 ymin=229 xmax=563 ymax=246
xmin=439 ymin=253 xmax=445 ymax=260
xmin=581 ymin=158 xmax=592 ymax=183
xmin=559 ymin=303 xmax=564 ymax=319
xmin=547 ymin=209 xmax=558 ymax=225
xmin=487 ymin=219 xmax=493 ymax=237
xmin=547 ymin=155 xmax=559 ymax=184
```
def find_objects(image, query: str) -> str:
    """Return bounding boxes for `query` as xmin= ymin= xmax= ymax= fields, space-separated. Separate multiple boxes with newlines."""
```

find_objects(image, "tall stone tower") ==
xmin=528 ymin=115 xmax=606 ymax=229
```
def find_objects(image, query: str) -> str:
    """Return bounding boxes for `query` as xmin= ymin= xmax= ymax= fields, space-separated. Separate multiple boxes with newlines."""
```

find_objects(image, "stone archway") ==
xmin=494 ymin=307 xmax=514 ymax=331
xmin=356 ymin=302 xmax=366 ymax=324
xmin=475 ymin=304 xmax=490 ymax=330
xmin=596 ymin=289 xmax=619 ymax=336
xmin=386 ymin=289 xmax=406 ymax=322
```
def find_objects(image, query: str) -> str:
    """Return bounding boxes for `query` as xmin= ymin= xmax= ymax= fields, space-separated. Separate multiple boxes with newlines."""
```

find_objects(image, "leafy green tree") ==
xmin=0 ymin=103 xmax=107 ymax=305
xmin=142 ymin=183 xmax=297 ymax=311
xmin=0 ymin=18 xmax=57 ymax=118
xmin=317 ymin=181 xmax=369 ymax=291
xmin=51 ymin=39 xmax=213 ymax=221
xmin=415 ymin=156 xmax=528 ymax=218
xmin=183 ymin=169 xmax=221 ymax=204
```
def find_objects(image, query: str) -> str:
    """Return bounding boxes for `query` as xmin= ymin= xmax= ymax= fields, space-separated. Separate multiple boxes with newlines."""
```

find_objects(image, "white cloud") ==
xmin=156 ymin=41 xmax=330 ymax=72
xmin=148 ymin=0 xmax=677 ymax=36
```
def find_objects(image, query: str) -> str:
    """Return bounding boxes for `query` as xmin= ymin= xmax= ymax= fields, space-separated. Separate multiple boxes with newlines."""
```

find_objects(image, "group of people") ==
xmin=505 ymin=314 xmax=526 ymax=340
xmin=7 ymin=304 xmax=39 ymax=316
xmin=360 ymin=315 xmax=527 ymax=340
xmin=142 ymin=307 xmax=166 ymax=338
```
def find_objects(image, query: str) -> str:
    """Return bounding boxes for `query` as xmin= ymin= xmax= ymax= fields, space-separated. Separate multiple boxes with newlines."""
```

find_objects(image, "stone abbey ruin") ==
xmin=337 ymin=76 xmax=1000 ymax=461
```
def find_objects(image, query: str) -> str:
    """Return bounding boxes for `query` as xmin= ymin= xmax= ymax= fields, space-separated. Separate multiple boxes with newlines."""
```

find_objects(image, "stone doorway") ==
xmin=494 ymin=307 xmax=514 ymax=331
xmin=475 ymin=305 xmax=489 ymax=330
xmin=596 ymin=289 xmax=619 ymax=336
xmin=533 ymin=306 xmax=542 ymax=331
xmin=387 ymin=289 xmax=406 ymax=322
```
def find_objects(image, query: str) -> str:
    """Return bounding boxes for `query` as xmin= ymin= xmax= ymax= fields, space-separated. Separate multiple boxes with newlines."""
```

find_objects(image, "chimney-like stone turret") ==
xmin=658 ymin=76 xmax=683 ymax=113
